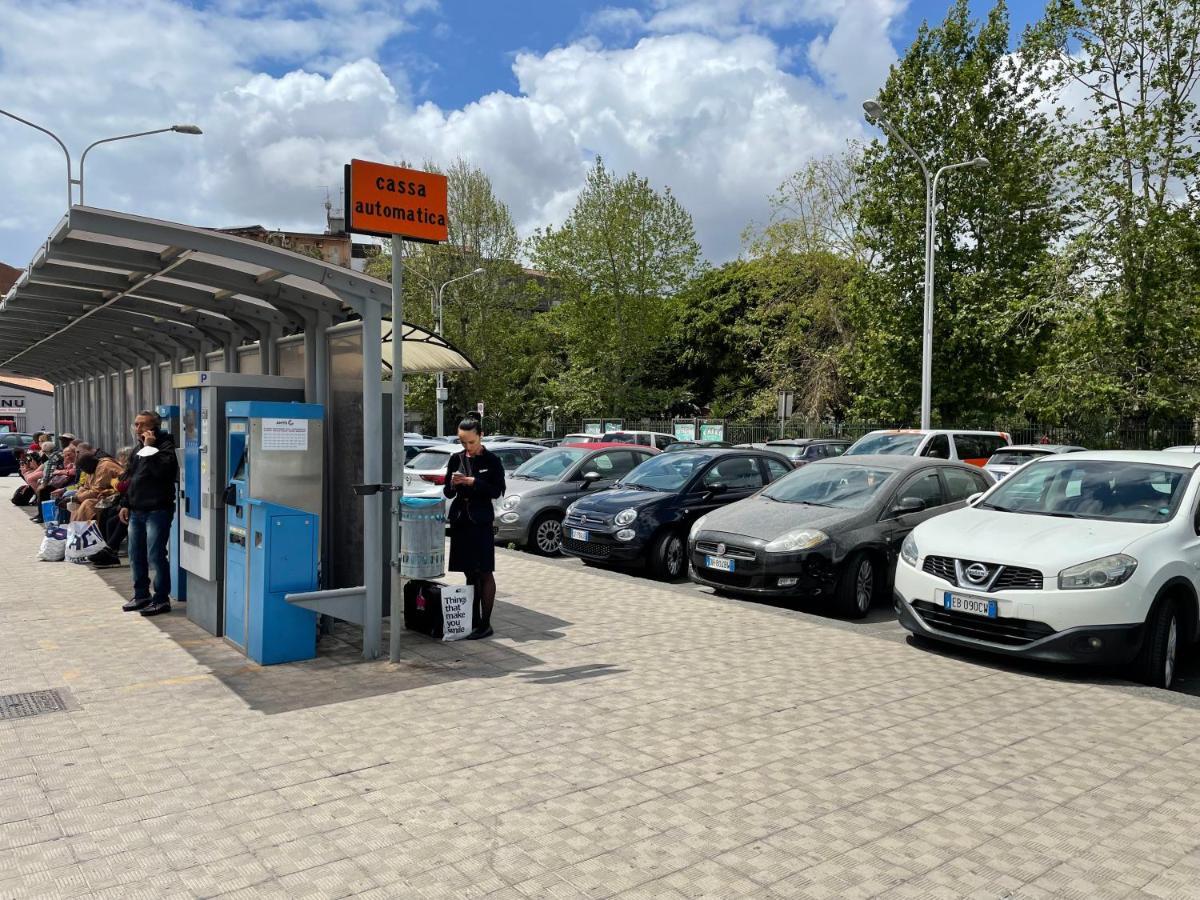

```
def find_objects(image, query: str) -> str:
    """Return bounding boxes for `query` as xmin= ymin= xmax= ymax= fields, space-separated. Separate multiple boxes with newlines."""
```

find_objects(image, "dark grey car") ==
xmin=493 ymin=443 xmax=658 ymax=554
xmin=689 ymin=455 xmax=992 ymax=617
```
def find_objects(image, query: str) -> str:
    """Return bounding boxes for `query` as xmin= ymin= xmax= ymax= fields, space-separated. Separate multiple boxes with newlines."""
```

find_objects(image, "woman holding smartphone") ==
xmin=443 ymin=418 xmax=506 ymax=639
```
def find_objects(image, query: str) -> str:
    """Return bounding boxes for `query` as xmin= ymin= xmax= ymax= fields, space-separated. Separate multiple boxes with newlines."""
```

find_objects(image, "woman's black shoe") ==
xmin=89 ymin=550 xmax=121 ymax=568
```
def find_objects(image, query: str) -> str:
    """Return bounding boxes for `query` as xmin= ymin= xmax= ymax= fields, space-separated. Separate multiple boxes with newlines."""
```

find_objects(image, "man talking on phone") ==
xmin=119 ymin=410 xmax=179 ymax=617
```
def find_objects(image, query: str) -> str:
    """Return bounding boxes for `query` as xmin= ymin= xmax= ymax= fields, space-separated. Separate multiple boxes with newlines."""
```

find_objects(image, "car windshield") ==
xmin=762 ymin=463 xmax=895 ymax=508
xmin=980 ymin=459 xmax=1191 ymax=523
xmin=409 ymin=450 xmax=452 ymax=471
xmin=988 ymin=449 xmax=1050 ymax=466
xmin=601 ymin=433 xmax=637 ymax=443
xmin=845 ymin=433 xmax=925 ymax=456
xmin=766 ymin=443 xmax=807 ymax=460
xmin=514 ymin=448 xmax=587 ymax=480
xmin=620 ymin=452 xmax=707 ymax=492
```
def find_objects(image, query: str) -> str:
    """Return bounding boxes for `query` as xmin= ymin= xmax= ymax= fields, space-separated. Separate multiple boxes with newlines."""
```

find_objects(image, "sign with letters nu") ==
xmin=345 ymin=159 xmax=449 ymax=242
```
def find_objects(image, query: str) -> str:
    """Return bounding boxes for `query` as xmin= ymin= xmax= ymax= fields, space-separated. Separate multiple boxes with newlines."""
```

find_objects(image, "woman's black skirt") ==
xmin=448 ymin=522 xmax=496 ymax=573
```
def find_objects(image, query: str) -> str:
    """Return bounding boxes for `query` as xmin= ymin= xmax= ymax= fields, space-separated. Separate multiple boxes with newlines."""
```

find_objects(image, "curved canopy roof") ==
xmin=0 ymin=205 xmax=474 ymax=379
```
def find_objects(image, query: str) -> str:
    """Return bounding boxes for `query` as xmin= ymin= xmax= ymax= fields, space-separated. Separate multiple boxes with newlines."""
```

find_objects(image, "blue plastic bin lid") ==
xmin=400 ymin=496 xmax=444 ymax=508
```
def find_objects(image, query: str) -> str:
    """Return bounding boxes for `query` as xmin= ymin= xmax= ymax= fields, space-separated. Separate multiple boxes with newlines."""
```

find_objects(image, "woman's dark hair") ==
xmin=457 ymin=418 xmax=482 ymax=435
xmin=78 ymin=453 xmax=100 ymax=475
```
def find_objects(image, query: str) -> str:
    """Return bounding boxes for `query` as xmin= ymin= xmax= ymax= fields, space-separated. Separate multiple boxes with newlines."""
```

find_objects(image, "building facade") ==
xmin=0 ymin=376 xmax=55 ymax=434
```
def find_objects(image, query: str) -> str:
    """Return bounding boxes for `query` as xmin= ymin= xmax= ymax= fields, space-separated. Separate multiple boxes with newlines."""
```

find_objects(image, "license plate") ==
xmin=569 ymin=528 xmax=589 ymax=542
xmin=943 ymin=590 xmax=997 ymax=618
xmin=705 ymin=556 xmax=735 ymax=572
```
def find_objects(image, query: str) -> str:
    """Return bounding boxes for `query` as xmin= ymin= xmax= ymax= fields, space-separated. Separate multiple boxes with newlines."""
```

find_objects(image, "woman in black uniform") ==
xmin=443 ymin=419 xmax=506 ymax=639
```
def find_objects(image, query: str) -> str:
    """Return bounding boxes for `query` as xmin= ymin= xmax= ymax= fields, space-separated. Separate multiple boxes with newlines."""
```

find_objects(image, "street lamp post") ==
xmin=862 ymin=100 xmax=988 ymax=429
xmin=432 ymin=268 xmax=484 ymax=438
xmin=0 ymin=109 xmax=202 ymax=206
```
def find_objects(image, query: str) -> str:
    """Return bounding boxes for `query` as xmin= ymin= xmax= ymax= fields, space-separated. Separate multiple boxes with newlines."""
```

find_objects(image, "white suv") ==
xmin=894 ymin=451 xmax=1200 ymax=688
xmin=846 ymin=429 xmax=1010 ymax=467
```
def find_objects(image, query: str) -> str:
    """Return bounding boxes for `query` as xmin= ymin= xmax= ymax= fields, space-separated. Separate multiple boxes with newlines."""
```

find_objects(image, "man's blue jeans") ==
xmin=128 ymin=509 xmax=173 ymax=604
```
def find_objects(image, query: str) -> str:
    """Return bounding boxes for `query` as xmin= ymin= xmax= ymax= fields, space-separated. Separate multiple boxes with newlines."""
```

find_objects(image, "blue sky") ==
xmin=397 ymin=1 xmax=1048 ymax=112
xmin=0 ymin=0 xmax=1053 ymax=266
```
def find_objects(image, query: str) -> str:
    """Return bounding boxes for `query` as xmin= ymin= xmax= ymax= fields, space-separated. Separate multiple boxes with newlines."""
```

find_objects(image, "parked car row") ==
xmin=486 ymin=426 xmax=1200 ymax=691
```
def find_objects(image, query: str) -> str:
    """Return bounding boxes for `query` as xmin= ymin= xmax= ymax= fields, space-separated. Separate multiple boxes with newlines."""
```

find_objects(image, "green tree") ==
xmin=1019 ymin=0 xmax=1200 ymax=422
xmin=529 ymin=158 xmax=704 ymax=419
xmin=850 ymin=0 xmax=1066 ymax=423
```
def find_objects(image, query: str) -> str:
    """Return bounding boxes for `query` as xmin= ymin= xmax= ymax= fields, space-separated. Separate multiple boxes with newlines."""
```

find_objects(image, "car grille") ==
xmin=695 ymin=541 xmax=757 ymax=561
xmin=923 ymin=555 xmax=957 ymax=583
xmin=563 ymin=535 xmax=610 ymax=558
xmin=922 ymin=555 xmax=1042 ymax=591
xmin=565 ymin=511 xmax=609 ymax=528
xmin=912 ymin=600 xmax=1055 ymax=646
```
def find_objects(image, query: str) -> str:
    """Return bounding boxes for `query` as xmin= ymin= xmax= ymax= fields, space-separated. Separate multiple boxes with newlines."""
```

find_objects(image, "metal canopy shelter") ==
xmin=0 ymin=205 xmax=474 ymax=659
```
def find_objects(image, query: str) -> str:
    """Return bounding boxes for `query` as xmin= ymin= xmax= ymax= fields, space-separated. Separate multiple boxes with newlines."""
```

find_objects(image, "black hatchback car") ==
xmin=688 ymin=455 xmax=992 ymax=617
xmin=560 ymin=448 xmax=794 ymax=579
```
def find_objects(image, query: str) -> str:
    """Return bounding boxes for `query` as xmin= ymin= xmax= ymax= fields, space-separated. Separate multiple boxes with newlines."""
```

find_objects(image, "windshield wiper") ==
xmin=981 ymin=504 xmax=1017 ymax=512
xmin=1044 ymin=511 xmax=1081 ymax=518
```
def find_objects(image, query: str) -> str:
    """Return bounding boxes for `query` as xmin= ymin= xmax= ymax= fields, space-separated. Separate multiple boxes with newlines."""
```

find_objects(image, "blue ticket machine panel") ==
xmin=223 ymin=402 xmax=324 ymax=665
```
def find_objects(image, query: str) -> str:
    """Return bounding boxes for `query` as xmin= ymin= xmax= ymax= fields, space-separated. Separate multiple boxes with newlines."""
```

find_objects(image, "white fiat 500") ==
xmin=894 ymin=451 xmax=1200 ymax=688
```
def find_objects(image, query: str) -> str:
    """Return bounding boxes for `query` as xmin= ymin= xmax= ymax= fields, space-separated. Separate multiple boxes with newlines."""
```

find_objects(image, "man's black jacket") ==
xmin=122 ymin=430 xmax=179 ymax=512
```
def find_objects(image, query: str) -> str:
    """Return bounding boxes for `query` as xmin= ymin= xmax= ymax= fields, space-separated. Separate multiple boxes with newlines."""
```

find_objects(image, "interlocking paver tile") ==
xmin=5 ymin=497 xmax=1200 ymax=898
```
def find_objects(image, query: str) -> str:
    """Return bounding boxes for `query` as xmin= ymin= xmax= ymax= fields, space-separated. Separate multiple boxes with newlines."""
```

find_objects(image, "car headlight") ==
xmin=1058 ymin=554 xmax=1138 ymax=590
xmin=764 ymin=529 xmax=828 ymax=553
xmin=900 ymin=532 xmax=919 ymax=567
xmin=688 ymin=514 xmax=708 ymax=543
xmin=614 ymin=508 xmax=638 ymax=527
xmin=501 ymin=495 xmax=520 ymax=511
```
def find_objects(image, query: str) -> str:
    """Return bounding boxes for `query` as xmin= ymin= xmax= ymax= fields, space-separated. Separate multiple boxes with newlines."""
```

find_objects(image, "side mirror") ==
xmin=966 ymin=492 xmax=983 ymax=506
xmin=581 ymin=471 xmax=602 ymax=487
xmin=893 ymin=496 xmax=926 ymax=516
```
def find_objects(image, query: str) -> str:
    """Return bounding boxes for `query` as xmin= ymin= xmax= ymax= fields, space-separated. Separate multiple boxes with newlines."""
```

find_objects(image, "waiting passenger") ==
xmin=119 ymin=412 xmax=178 ymax=616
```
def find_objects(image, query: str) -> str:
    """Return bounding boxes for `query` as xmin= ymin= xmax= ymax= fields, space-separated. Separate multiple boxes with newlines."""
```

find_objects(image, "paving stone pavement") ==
xmin=3 ymin=487 xmax=1200 ymax=899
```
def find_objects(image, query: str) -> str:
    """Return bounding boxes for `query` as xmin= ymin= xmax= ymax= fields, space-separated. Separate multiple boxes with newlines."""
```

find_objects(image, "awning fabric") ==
xmin=0 ymin=205 xmax=474 ymax=377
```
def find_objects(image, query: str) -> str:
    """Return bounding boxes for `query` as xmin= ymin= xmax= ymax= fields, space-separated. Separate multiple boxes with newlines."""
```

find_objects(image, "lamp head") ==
xmin=172 ymin=124 xmax=203 ymax=135
xmin=972 ymin=156 xmax=990 ymax=168
xmin=472 ymin=267 xmax=484 ymax=274
xmin=862 ymin=100 xmax=884 ymax=119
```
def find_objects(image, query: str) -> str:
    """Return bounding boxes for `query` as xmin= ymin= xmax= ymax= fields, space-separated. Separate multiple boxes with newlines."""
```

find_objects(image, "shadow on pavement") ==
xmin=86 ymin=562 xmax=588 ymax=715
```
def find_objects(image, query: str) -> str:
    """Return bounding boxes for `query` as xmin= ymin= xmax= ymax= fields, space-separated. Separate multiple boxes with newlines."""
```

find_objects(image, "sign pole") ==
xmin=389 ymin=236 xmax=406 ymax=662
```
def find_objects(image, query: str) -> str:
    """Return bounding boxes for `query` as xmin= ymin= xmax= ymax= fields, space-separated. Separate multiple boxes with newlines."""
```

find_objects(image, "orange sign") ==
xmin=344 ymin=159 xmax=448 ymax=242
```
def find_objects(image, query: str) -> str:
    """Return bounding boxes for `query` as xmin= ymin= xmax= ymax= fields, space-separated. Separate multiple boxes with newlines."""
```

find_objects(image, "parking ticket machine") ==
xmin=171 ymin=373 xmax=305 ymax=636
xmin=155 ymin=404 xmax=186 ymax=603
xmin=223 ymin=402 xmax=324 ymax=665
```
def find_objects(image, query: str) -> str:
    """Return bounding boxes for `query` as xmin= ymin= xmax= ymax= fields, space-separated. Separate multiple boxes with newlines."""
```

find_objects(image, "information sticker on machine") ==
xmin=262 ymin=418 xmax=309 ymax=451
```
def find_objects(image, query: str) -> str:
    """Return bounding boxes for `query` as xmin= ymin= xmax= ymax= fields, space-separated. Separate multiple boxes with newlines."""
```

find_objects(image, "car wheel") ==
xmin=652 ymin=530 xmax=686 ymax=581
xmin=529 ymin=513 xmax=564 ymax=556
xmin=835 ymin=552 xmax=876 ymax=619
xmin=1134 ymin=598 xmax=1180 ymax=689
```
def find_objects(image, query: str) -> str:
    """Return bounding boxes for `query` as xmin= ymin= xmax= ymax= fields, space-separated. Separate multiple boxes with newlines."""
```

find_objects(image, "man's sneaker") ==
xmin=123 ymin=597 xmax=153 ymax=612
xmin=140 ymin=601 xmax=171 ymax=617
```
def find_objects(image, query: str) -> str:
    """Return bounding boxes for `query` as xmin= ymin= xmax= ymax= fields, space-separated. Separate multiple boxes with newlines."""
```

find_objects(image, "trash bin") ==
xmin=400 ymin=496 xmax=446 ymax=579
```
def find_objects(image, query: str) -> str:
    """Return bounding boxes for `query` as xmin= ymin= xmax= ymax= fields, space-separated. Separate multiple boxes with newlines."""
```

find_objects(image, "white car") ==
xmin=983 ymin=443 xmax=1087 ymax=481
xmin=600 ymin=430 xmax=678 ymax=450
xmin=894 ymin=451 xmax=1200 ymax=688
xmin=401 ymin=442 xmax=546 ymax=508
xmin=845 ymin=429 xmax=1011 ymax=467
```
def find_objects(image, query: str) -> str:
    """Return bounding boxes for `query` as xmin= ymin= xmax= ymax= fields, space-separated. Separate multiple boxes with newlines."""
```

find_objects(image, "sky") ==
xmin=0 ymin=0 xmax=1049 ymax=269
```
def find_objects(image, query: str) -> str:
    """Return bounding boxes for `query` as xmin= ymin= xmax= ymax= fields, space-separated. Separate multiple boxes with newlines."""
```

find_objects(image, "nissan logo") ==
xmin=965 ymin=563 xmax=989 ymax=584
xmin=716 ymin=543 xmax=726 ymax=556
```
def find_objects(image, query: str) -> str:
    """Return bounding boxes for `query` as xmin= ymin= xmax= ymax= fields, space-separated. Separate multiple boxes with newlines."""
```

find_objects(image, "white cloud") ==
xmin=0 ymin=0 xmax=907 ymax=267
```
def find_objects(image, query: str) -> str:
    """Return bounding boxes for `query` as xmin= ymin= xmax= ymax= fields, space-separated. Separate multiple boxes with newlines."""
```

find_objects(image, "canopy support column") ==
xmin=361 ymin=303 xmax=384 ymax=660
